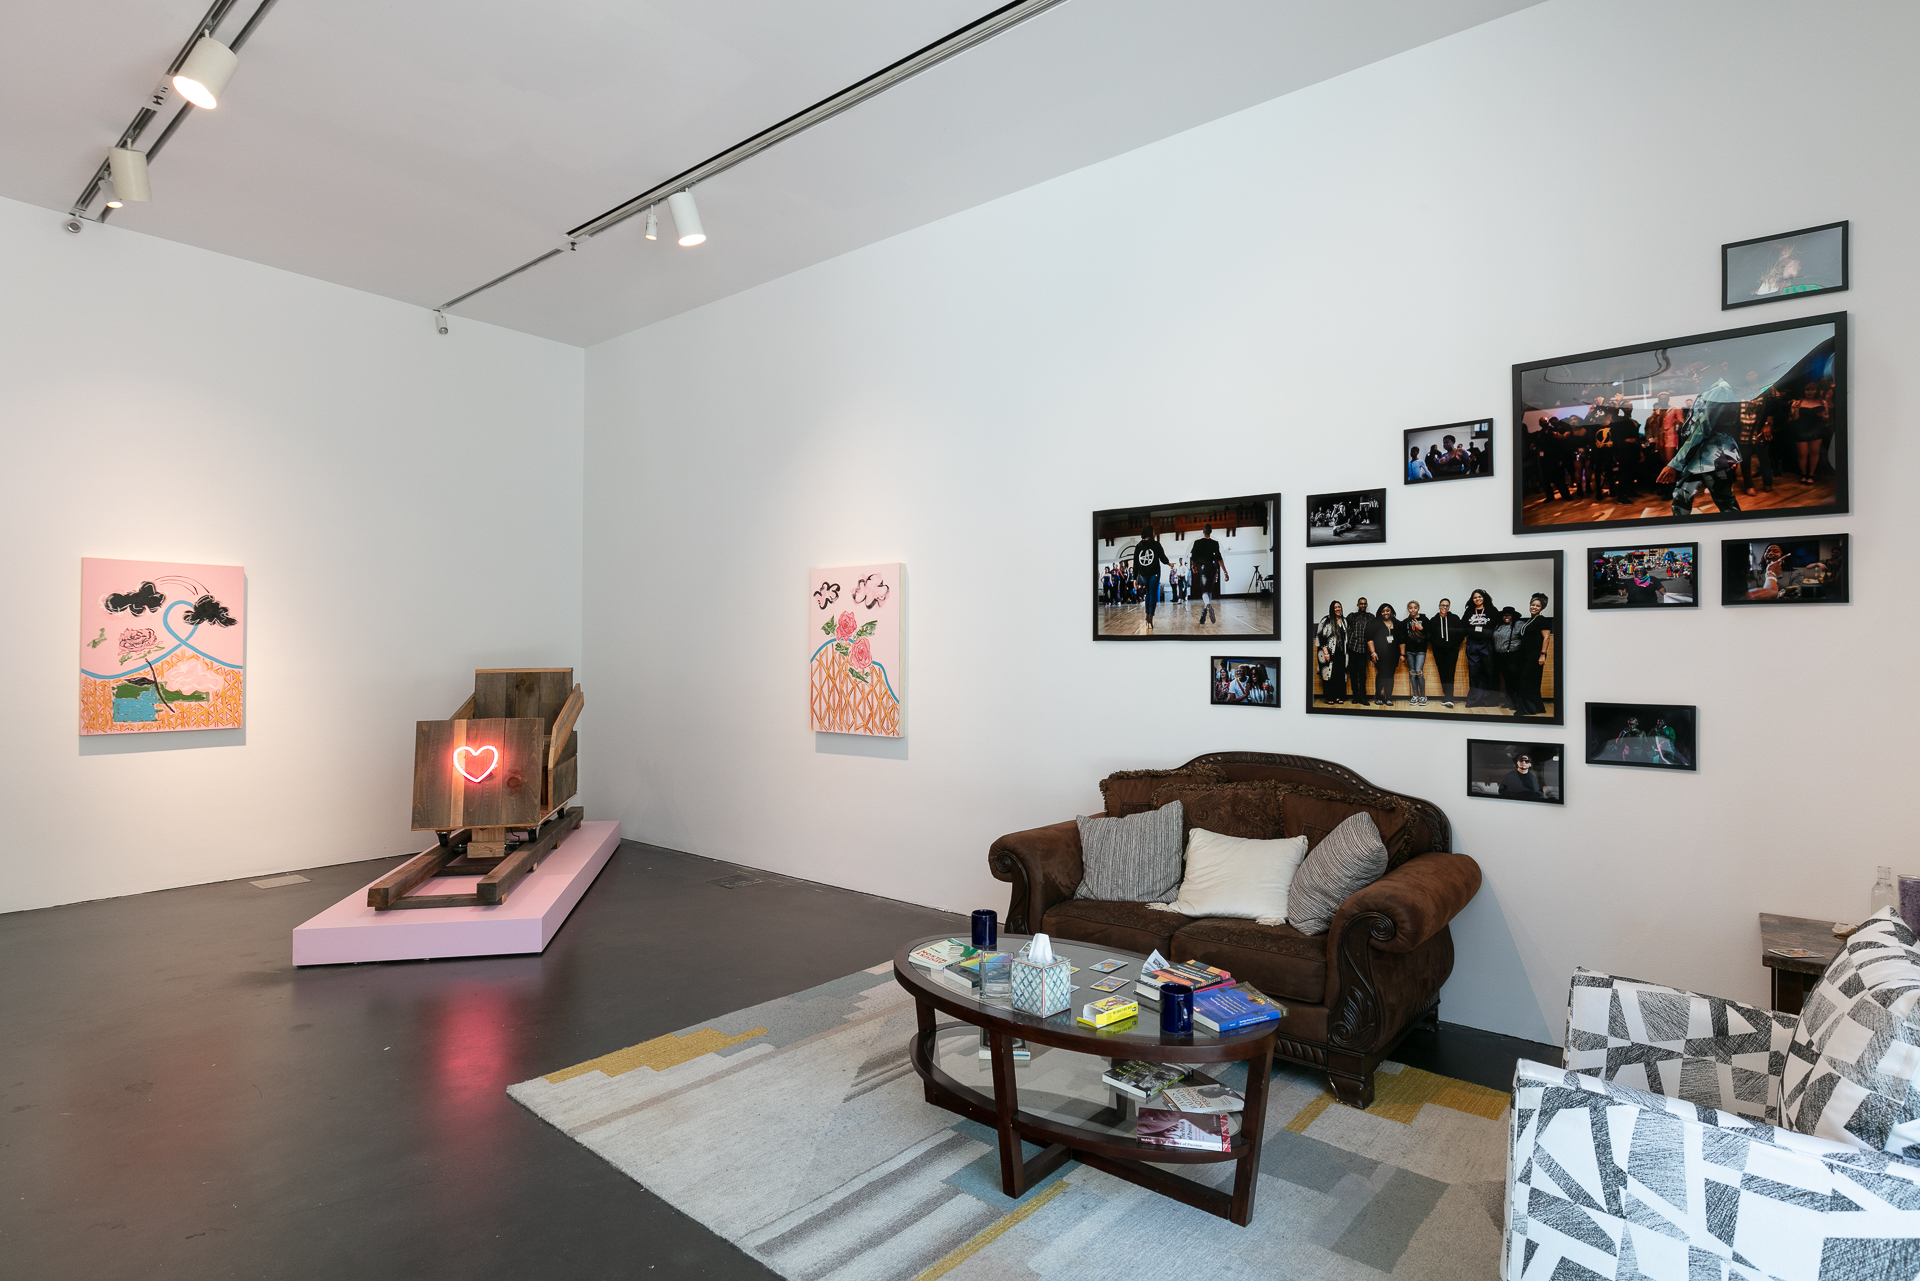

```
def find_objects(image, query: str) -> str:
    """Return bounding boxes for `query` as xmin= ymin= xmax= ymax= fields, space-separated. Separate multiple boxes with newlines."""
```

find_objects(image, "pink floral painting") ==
xmin=80 ymin=558 xmax=244 ymax=734
xmin=809 ymin=563 xmax=901 ymax=737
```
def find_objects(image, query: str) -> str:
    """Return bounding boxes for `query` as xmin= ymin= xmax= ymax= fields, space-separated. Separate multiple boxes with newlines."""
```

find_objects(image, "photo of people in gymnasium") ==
xmin=1513 ymin=312 xmax=1845 ymax=533
xmin=1210 ymin=657 xmax=1279 ymax=707
xmin=1092 ymin=495 xmax=1277 ymax=640
xmin=1306 ymin=488 xmax=1385 ymax=546
xmin=1587 ymin=544 xmax=1696 ymax=609
xmin=1404 ymin=420 xmax=1492 ymax=485
xmin=1586 ymin=702 xmax=1696 ymax=771
xmin=1305 ymin=551 xmax=1561 ymax=724
xmin=1719 ymin=534 xmax=1849 ymax=605
xmin=1467 ymin=740 xmax=1563 ymax=804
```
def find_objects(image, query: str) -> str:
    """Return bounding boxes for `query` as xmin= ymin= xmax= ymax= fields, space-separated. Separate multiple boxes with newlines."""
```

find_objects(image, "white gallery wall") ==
xmin=0 ymin=194 xmax=584 ymax=913
xmin=582 ymin=0 xmax=1920 ymax=1043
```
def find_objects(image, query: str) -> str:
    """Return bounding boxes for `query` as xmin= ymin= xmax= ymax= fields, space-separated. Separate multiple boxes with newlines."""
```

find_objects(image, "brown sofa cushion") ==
xmin=1098 ymin=763 xmax=1224 ymax=817
xmin=1042 ymin=899 xmax=1194 ymax=958
xmin=1172 ymin=918 xmax=1327 ymax=1005
xmin=1147 ymin=779 xmax=1286 ymax=842
xmin=1280 ymin=786 xmax=1417 ymax=867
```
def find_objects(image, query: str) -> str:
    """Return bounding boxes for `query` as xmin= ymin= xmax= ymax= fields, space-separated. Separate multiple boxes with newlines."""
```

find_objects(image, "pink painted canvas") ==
xmin=80 ymin=558 xmax=245 ymax=734
xmin=809 ymin=563 xmax=902 ymax=737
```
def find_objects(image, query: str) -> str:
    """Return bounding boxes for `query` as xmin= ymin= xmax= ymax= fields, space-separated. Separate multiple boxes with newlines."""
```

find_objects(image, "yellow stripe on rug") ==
xmin=911 ymin=1178 xmax=1071 ymax=1281
xmin=545 ymin=1026 xmax=769 ymax=1083
xmin=1285 ymin=1065 xmax=1508 ymax=1133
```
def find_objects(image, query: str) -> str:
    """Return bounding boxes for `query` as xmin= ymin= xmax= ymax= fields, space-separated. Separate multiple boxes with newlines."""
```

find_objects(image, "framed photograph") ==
xmin=1305 ymin=550 xmax=1563 ymax=724
xmin=1210 ymin=656 xmax=1279 ymax=707
xmin=1405 ymin=419 xmax=1493 ymax=485
xmin=1092 ymin=495 xmax=1277 ymax=641
xmin=1723 ymin=221 xmax=1848 ymax=310
xmin=1306 ymin=488 xmax=1386 ymax=546
xmin=1720 ymin=533 xmax=1849 ymax=605
xmin=1467 ymin=739 xmax=1563 ymax=804
xmin=1513 ymin=311 xmax=1846 ymax=535
xmin=1586 ymin=543 xmax=1698 ymax=609
xmin=1586 ymin=702 xmax=1696 ymax=771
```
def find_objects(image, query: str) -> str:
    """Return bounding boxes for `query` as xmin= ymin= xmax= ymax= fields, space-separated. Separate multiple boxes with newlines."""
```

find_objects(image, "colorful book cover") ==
xmin=1193 ymin=985 xmax=1284 ymax=1032
xmin=1160 ymin=1082 xmax=1244 ymax=1113
xmin=1101 ymin=1060 xmax=1194 ymax=1099
xmin=1136 ymin=1108 xmax=1232 ymax=1151
xmin=1077 ymin=996 xmax=1138 ymax=1028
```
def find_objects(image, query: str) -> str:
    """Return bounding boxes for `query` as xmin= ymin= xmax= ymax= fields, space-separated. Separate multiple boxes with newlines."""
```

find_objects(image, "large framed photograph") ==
xmin=1306 ymin=488 xmax=1385 ymax=546
xmin=1720 ymin=533 xmax=1849 ymax=605
xmin=1405 ymin=419 xmax=1492 ymax=485
xmin=1467 ymin=739 xmax=1563 ymax=804
xmin=1093 ymin=495 xmax=1277 ymax=641
xmin=1305 ymin=550 xmax=1563 ymax=724
xmin=1210 ymin=656 xmax=1279 ymax=707
xmin=1513 ymin=311 xmax=1846 ymax=534
xmin=1586 ymin=543 xmax=1697 ymax=609
xmin=1586 ymin=702 xmax=1696 ymax=771
xmin=1723 ymin=221 xmax=1848 ymax=311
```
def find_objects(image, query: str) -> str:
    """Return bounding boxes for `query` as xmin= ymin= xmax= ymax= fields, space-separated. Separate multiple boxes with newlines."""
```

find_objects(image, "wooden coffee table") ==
xmin=893 ymin=933 xmax=1278 ymax=1226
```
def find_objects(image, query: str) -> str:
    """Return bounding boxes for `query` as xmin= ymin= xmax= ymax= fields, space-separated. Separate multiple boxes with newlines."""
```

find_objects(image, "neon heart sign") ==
xmin=453 ymin=745 xmax=498 ymax=783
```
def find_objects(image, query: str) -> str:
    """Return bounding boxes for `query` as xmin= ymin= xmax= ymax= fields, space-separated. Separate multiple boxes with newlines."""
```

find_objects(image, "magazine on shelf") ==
xmin=1101 ymin=1060 xmax=1198 ymax=1100
xmin=1136 ymin=1107 xmax=1238 ymax=1151
xmin=1159 ymin=1081 xmax=1245 ymax=1113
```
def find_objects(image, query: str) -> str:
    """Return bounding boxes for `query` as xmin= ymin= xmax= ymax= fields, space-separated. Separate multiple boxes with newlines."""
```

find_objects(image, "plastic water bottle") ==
xmin=1871 ymin=866 xmax=1897 ymax=917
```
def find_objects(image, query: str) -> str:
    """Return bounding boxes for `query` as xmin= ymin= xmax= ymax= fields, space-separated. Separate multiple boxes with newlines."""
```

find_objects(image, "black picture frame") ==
xmin=1404 ymin=419 xmax=1493 ymax=485
xmin=1304 ymin=549 xmax=1564 ymax=724
xmin=1723 ymin=221 xmax=1849 ymax=311
xmin=1306 ymin=488 xmax=1386 ymax=547
xmin=1210 ymin=656 xmax=1280 ymax=707
xmin=1719 ymin=532 xmax=1850 ymax=605
xmin=1585 ymin=702 xmax=1696 ymax=771
xmin=1091 ymin=494 xmax=1279 ymax=642
xmin=1512 ymin=311 xmax=1847 ymax=536
xmin=1467 ymin=739 xmax=1564 ymax=805
xmin=1585 ymin=543 xmax=1699 ymax=610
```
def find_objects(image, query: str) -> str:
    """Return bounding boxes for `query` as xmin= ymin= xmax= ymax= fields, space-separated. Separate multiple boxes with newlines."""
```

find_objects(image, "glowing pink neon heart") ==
xmin=453 ymin=745 xmax=498 ymax=783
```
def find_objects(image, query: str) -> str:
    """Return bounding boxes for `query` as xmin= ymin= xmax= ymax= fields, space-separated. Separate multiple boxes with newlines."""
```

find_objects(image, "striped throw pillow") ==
xmin=1073 ymin=801 xmax=1184 ymax=903
xmin=1285 ymin=810 xmax=1388 ymax=936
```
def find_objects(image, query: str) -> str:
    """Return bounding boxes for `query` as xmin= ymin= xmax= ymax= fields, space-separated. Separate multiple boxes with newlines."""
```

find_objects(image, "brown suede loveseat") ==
xmin=987 ymin=751 xmax=1480 ymax=1109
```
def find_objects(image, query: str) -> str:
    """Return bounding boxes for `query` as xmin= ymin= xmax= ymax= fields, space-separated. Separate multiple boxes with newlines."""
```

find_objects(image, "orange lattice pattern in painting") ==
xmin=80 ymin=649 xmax=244 ymax=734
xmin=810 ymin=646 xmax=901 ymax=737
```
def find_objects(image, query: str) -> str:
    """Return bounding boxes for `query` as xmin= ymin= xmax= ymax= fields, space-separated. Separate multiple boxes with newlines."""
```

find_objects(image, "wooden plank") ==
xmin=547 ymin=686 xmax=583 ymax=767
xmin=413 ymin=717 xmax=546 ymax=830
xmin=368 ymin=847 xmax=455 ymax=909
xmin=473 ymin=669 xmax=573 ymax=728
xmin=467 ymin=826 xmax=509 ymax=859
xmin=381 ymin=890 xmax=483 ymax=910
xmin=450 ymin=694 xmax=475 ymax=721
xmin=475 ymin=807 xmax=582 ymax=905
xmin=411 ymin=720 xmax=462 ymax=830
xmin=547 ymin=752 xmax=578 ymax=812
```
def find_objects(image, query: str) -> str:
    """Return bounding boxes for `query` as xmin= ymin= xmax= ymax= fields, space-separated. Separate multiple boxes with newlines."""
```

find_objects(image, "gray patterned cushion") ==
xmin=1283 ymin=810 xmax=1387 ymax=936
xmin=1782 ymin=907 xmax=1920 ymax=1158
xmin=1073 ymin=801 xmax=1183 ymax=903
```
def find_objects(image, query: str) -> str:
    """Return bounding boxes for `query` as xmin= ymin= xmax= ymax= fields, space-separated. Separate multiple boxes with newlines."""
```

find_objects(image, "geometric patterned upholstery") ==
xmin=1783 ymin=908 xmax=1920 ymax=1160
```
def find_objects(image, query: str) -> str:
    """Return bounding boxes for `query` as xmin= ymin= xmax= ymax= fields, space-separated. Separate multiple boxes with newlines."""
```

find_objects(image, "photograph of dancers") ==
xmin=1306 ymin=488 xmax=1386 ymax=546
xmin=1467 ymin=740 xmax=1564 ymax=804
xmin=1210 ymin=657 xmax=1279 ymax=707
xmin=1719 ymin=534 xmax=1849 ymax=605
xmin=1587 ymin=544 xmax=1697 ymax=609
xmin=1404 ymin=419 xmax=1493 ymax=485
xmin=1513 ymin=312 xmax=1846 ymax=533
xmin=1306 ymin=551 xmax=1562 ymax=724
xmin=1586 ymin=702 xmax=1696 ymax=771
xmin=1092 ymin=495 xmax=1278 ymax=641
xmin=1723 ymin=221 xmax=1848 ymax=311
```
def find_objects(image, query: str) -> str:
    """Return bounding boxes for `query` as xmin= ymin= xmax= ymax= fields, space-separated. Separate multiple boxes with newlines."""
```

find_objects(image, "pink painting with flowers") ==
xmin=809 ymin=562 xmax=902 ymax=737
xmin=80 ymin=558 xmax=245 ymax=734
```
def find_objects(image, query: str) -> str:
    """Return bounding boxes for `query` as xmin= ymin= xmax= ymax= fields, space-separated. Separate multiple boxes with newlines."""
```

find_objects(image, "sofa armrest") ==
xmin=1327 ymin=851 xmax=1481 ymax=957
xmin=987 ymin=819 xmax=1084 ymax=935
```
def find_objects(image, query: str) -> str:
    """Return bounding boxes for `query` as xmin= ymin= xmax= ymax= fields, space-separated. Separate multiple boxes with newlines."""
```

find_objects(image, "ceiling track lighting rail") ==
xmin=435 ymin=0 xmax=1074 ymax=315
xmin=65 ymin=0 xmax=279 ymax=226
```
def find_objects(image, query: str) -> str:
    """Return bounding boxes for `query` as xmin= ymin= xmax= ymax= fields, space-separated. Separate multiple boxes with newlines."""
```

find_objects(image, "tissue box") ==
xmin=1011 ymin=956 xmax=1072 ymax=1017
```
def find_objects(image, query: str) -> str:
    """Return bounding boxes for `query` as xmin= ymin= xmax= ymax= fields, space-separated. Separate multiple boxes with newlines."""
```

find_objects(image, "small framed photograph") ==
xmin=1723 ymin=221 xmax=1848 ymax=310
xmin=1585 ymin=702 xmax=1696 ymax=771
xmin=1720 ymin=533 xmax=1849 ymax=605
xmin=1405 ymin=419 xmax=1493 ymax=485
xmin=1210 ymin=656 xmax=1279 ymax=707
xmin=1467 ymin=739 xmax=1563 ymax=804
xmin=1586 ymin=543 xmax=1698 ymax=609
xmin=1092 ymin=495 xmax=1278 ymax=641
xmin=1306 ymin=488 xmax=1386 ymax=546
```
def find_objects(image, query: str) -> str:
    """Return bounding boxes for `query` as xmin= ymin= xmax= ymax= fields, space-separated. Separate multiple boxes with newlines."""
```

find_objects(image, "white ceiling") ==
xmin=0 ymin=1 xmax=1539 ymax=347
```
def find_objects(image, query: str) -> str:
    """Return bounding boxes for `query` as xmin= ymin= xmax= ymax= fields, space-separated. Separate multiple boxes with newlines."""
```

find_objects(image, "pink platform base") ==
xmin=292 ymin=820 xmax=621 ymax=966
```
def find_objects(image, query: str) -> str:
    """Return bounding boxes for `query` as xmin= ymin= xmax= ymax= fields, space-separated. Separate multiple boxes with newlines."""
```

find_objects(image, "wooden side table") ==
xmin=1760 ymin=913 xmax=1840 ymax=1014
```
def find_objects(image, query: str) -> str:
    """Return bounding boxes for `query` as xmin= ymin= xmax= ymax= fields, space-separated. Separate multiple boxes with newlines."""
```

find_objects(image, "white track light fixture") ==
xmin=173 ymin=35 xmax=238 ymax=109
xmin=644 ymin=207 xmax=658 ymax=241
xmin=667 ymin=189 xmax=705 ymax=246
xmin=106 ymin=148 xmax=151 ymax=207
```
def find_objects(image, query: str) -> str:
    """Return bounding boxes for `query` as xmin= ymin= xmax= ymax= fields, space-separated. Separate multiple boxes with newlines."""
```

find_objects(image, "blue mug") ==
xmin=1159 ymin=983 xmax=1194 ymax=1035
xmin=970 ymin=909 xmax=998 ymax=950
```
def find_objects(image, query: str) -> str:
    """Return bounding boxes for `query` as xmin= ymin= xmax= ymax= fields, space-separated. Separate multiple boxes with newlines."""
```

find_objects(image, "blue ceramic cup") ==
xmin=970 ymin=909 xmax=998 ymax=950
xmin=1159 ymin=983 xmax=1194 ymax=1035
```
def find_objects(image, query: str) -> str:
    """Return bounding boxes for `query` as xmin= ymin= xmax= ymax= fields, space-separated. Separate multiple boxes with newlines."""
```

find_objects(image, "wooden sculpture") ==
xmin=367 ymin=668 xmax=584 ymax=910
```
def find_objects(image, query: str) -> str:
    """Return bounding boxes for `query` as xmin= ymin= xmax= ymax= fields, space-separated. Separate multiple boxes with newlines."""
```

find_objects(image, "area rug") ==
xmin=508 ymin=963 xmax=1512 ymax=1280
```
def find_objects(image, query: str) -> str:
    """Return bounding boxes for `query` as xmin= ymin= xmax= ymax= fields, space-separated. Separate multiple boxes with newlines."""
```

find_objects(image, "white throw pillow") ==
xmin=1160 ymin=828 xmax=1309 ymax=923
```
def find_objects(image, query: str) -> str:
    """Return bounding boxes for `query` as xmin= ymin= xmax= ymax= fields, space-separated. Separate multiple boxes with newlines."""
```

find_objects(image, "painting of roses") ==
xmin=809 ymin=562 xmax=901 ymax=737
xmin=80 ymin=558 xmax=245 ymax=734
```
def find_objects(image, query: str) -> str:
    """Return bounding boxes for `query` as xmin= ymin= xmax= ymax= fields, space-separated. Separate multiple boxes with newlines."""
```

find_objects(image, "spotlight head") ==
xmin=434 ymin=310 xmax=449 ymax=336
xmin=173 ymin=36 xmax=238 ymax=109
xmin=64 ymin=218 xmax=84 ymax=234
xmin=643 ymin=208 xmax=657 ymax=241
xmin=667 ymin=189 xmax=705 ymax=247
xmin=108 ymin=147 xmax=150 ymax=206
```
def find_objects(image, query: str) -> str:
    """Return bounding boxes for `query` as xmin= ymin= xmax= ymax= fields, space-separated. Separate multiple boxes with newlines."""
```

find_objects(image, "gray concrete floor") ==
xmin=0 ymin=841 xmax=1552 ymax=1279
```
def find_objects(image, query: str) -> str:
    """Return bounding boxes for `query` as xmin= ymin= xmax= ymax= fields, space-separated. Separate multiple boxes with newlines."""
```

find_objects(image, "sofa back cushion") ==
xmin=1285 ymin=811 xmax=1390 ymax=936
xmin=1782 ymin=907 xmax=1920 ymax=1158
xmin=1210 ymin=759 xmax=1435 ymax=857
xmin=1147 ymin=779 xmax=1286 ymax=842
xmin=1280 ymin=788 xmax=1417 ymax=868
xmin=1099 ymin=763 xmax=1224 ymax=817
xmin=1072 ymin=802 xmax=1184 ymax=903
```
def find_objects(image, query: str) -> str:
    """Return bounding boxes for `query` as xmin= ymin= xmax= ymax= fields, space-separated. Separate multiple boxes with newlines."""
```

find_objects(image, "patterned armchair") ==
xmin=1504 ymin=969 xmax=1920 ymax=1280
